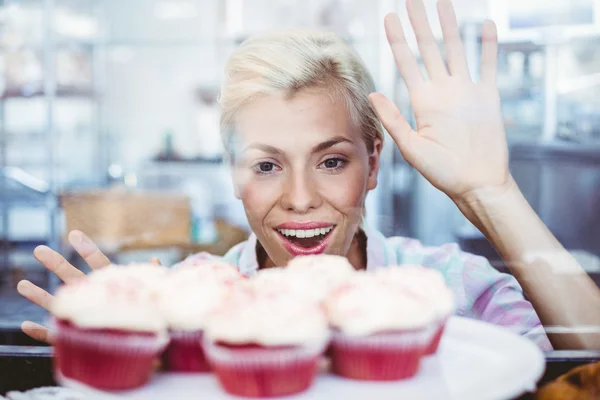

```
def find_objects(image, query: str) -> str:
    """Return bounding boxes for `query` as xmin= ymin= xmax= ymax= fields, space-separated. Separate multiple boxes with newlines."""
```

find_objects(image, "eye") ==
xmin=253 ymin=161 xmax=281 ymax=175
xmin=259 ymin=162 xmax=275 ymax=172
xmin=324 ymin=159 xmax=341 ymax=169
xmin=319 ymin=157 xmax=347 ymax=171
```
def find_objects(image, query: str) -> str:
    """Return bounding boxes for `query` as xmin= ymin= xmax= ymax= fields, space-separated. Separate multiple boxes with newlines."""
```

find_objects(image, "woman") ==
xmin=18 ymin=0 xmax=600 ymax=350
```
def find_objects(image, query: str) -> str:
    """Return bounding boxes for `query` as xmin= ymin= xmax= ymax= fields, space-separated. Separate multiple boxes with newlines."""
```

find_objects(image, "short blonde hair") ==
xmin=219 ymin=29 xmax=383 ymax=155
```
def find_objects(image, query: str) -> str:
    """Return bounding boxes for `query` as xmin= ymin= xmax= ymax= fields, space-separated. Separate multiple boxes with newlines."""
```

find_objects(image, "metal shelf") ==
xmin=0 ymin=86 xmax=97 ymax=100
xmin=0 ymin=0 xmax=105 ymax=291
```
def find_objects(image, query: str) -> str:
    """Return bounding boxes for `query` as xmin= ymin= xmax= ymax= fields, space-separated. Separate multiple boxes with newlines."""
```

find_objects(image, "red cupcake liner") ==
xmin=330 ymin=328 xmax=429 ymax=381
xmin=53 ymin=319 xmax=169 ymax=390
xmin=424 ymin=317 xmax=449 ymax=355
xmin=203 ymin=338 xmax=328 ymax=398
xmin=162 ymin=330 xmax=210 ymax=372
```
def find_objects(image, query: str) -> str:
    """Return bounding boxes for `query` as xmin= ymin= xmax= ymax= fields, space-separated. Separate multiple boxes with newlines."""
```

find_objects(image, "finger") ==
xmin=150 ymin=257 xmax=161 ymax=265
xmin=68 ymin=230 xmax=111 ymax=271
xmin=437 ymin=0 xmax=470 ymax=78
xmin=384 ymin=13 xmax=425 ymax=91
xmin=480 ymin=19 xmax=498 ymax=85
xmin=17 ymin=280 xmax=54 ymax=311
xmin=407 ymin=0 xmax=448 ymax=79
xmin=369 ymin=93 xmax=417 ymax=163
xmin=22 ymin=321 xmax=53 ymax=344
xmin=33 ymin=245 xmax=85 ymax=283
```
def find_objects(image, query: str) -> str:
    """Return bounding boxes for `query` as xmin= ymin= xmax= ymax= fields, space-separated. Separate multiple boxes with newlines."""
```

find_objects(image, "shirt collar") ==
xmin=238 ymin=221 xmax=397 ymax=276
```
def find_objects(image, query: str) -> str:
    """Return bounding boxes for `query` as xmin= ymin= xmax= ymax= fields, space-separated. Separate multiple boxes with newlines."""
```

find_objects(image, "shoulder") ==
xmin=222 ymin=240 xmax=249 ymax=266
xmin=383 ymin=235 xmax=514 ymax=301
xmin=385 ymin=235 xmax=489 ymax=271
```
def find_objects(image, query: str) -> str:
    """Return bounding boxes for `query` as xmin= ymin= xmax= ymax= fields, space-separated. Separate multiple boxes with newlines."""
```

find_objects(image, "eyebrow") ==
xmin=243 ymin=136 xmax=354 ymax=156
xmin=312 ymin=136 xmax=354 ymax=153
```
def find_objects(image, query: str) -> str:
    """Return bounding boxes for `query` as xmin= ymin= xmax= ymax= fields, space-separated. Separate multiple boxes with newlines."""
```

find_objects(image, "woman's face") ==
xmin=231 ymin=88 xmax=381 ymax=267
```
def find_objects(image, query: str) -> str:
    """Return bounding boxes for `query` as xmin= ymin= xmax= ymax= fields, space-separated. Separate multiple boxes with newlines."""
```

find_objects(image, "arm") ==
xmin=455 ymin=176 xmax=600 ymax=350
xmin=370 ymin=0 xmax=600 ymax=349
xmin=395 ymin=237 xmax=551 ymax=350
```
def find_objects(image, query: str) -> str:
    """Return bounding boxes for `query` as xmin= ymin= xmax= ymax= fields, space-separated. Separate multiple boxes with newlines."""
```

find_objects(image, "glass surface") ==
xmin=0 ymin=1 xmax=597 ymax=365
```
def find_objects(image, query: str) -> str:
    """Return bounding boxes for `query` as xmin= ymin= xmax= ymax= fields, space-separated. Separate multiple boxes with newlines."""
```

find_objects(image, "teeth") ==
xmin=277 ymin=226 xmax=333 ymax=238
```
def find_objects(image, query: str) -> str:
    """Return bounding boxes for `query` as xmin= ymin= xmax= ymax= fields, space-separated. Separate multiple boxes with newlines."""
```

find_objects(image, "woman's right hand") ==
xmin=17 ymin=230 xmax=113 ymax=344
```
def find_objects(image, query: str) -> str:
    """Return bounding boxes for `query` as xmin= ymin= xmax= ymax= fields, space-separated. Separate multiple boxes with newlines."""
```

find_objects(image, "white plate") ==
xmin=58 ymin=316 xmax=545 ymax=400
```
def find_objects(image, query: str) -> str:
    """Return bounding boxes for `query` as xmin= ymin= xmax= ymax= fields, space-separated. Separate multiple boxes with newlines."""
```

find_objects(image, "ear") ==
xmin=367 ymin=138 xmax=382 ymax=191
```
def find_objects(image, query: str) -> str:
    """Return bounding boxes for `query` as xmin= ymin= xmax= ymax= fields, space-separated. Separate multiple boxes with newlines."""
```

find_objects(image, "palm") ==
xmin=409 ymin=79 xmax=508 ymax=197
xmin=371 ymin=0 xmax=509 ymax=201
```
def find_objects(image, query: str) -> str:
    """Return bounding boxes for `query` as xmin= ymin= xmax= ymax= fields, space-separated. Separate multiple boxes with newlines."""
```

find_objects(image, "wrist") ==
xmin=453 ymin=175 xmax=524 ymax=228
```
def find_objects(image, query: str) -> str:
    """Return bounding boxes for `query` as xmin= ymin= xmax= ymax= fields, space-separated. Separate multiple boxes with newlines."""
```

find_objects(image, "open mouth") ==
xmin=274 ymin=225 xmax=335 ymax=256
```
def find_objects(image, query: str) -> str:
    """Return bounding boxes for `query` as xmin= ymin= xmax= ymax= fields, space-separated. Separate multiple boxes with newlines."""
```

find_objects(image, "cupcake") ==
xmin=284 ymin=255 xmax=357 ymax=301
xmin=90 ymin=262 xmax=168 ymax=283
xmin=51 ymin=269 xmax=169 ymax=390
xmin=202 ymin=290 xmax=330 ymax=398
xmin=158 ymin=265 xmax=241 ymax=372
xmin=374 ymin=265 xmax=454 ymax=355
xmin=324 ymin=275 xmax=435 ymax=381
xmin=250 ymin=268 xmax=315 ymax=301
xmin=286 ymin=254 xmax=355 ymax=278
xmin=173 ymin=258 xmax=243 ymax=282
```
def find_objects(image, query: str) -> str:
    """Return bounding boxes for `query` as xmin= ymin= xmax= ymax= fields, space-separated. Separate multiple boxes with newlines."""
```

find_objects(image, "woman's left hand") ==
xmin=369 ymin=0 xmax=509 ymax=203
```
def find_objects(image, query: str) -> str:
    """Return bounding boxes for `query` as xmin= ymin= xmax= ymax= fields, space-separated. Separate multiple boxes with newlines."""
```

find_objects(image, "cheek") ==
xmin=318 ymin=168 xmax=368 ymax=218
xmin=238 ymin=176 xmax=282 ymax=224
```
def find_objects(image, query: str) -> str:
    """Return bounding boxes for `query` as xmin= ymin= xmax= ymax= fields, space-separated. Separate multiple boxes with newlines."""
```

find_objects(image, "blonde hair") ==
xmin=219 ymin=29 xmax=384 ymax=155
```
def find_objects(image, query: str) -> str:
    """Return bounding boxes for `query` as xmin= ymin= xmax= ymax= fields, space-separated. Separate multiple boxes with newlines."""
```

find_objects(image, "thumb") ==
xmin=369 ymin=93 xmax=417 ymax=162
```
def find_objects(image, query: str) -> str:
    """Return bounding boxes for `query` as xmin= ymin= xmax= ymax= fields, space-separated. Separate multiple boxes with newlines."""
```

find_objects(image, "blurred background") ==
xmin=0 ymin=0 xmax=599 ymax=331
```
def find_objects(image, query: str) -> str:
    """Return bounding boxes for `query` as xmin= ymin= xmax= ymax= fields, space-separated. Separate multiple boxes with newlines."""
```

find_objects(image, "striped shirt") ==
xmin=187 ymin=224 xmax=552 ymax=351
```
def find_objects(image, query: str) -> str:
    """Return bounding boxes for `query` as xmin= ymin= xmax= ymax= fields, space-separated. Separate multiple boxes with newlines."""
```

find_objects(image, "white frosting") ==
xmin=251 ymin=267 xmax=330 ymax=303
xmin=89 ymin=263 xmax=168 ymax=288
xmin=52 ymin=276 xmax=167 ymax=332
xmin=325 ymin=275 xmax=436 ymax=336
xmin=374 ymin=265 xmax=455 ymax=317
xmin=286 ymin=254 xmax=355 ymax=276
xmin=157 ymin=267 xmax=234 ymax=330
xmin=284 ymin=255 xmax=356 ymax=300
xmin=204 ymin=291 xmax=329 ymax=346
xmin=173 ymin=259 xmax=242 ymax=283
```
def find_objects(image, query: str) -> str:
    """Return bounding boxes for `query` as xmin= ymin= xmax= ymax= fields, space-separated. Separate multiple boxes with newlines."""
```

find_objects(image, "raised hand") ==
xmin=17 ymin=230 xmax=111 ymax=343
xmin=370 ymin=0 xmax=509 ymax=203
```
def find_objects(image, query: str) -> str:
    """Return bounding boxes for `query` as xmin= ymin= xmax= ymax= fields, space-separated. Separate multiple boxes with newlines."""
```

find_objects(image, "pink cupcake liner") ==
xmin=202 ymin=338 xmax=328 ymax=398
xmin=53 ymin=319 xmax=169 ymax=390
xmin=162 ymin=330 xmax=210 ymax=372
xmin=424 ymin=316 xmax=449 ymax=355
xmin=330 ymin=328 xmax=429 ymax=381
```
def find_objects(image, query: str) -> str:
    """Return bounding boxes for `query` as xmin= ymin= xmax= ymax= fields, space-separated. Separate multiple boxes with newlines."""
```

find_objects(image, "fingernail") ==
xmin=33 ymin=246 xmax=48 ymax=257
xmin=75 ymin=231 xmax=86 ymax=244
xmin=17 ymin=280 xmax=31 ymax=296
xmin=75 ymin=232 xmax=95 ymax=252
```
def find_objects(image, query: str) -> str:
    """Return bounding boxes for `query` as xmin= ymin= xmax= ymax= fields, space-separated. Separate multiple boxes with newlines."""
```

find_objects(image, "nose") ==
xmin=280 ymin=169 xmax=322 ymax=213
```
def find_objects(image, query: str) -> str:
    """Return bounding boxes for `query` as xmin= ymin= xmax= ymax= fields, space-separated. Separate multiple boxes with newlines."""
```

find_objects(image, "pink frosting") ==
xmin=374 ymin=265 xmax=455 ymax=317
xmin=204 ymin=285 xmax=329 ymax=346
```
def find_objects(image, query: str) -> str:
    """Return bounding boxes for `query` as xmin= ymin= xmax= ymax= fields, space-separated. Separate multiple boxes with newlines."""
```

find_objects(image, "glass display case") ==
xmin=0 ymin=0 xmax=401 ymax=288
xmin=1 ymin=0 xmax=599 ymax=284
xmin=0 ymin=0 xmax=104 ymax=287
